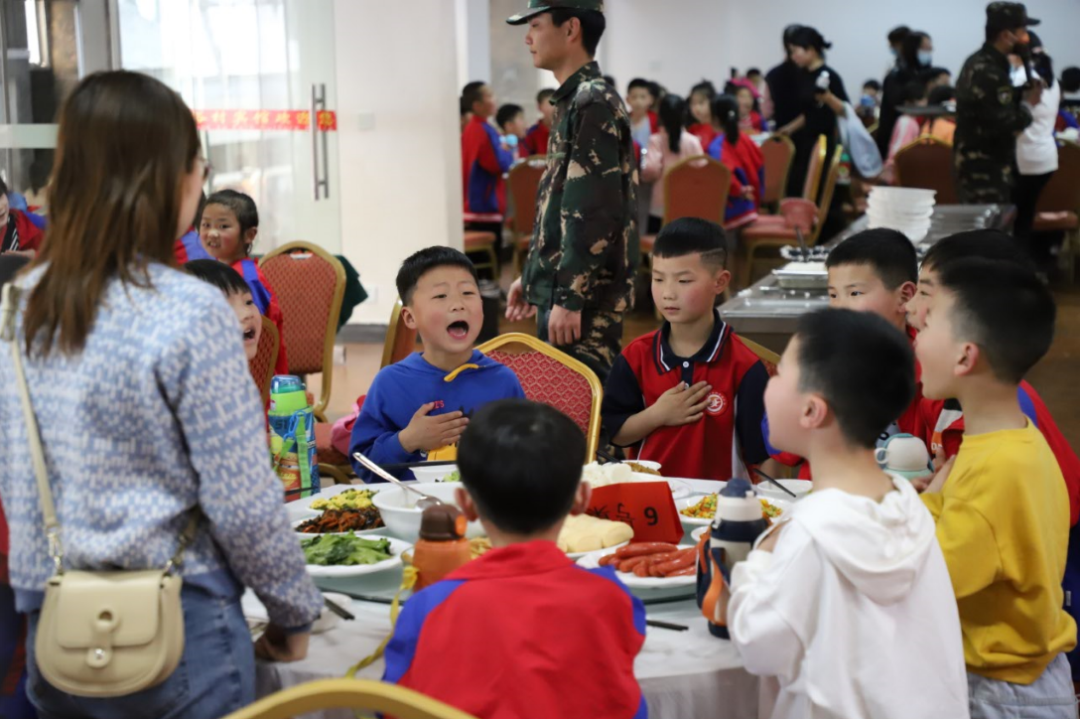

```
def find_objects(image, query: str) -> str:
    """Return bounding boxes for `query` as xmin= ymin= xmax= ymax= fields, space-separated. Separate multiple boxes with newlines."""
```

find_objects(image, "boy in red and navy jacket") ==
xmin=461 ymin=82 xmax=515 ymax=227
xmin=521 ymin=88 xmax=556 ymax=157
xmin=602 ymin=218 xmax=769 ymax=481
xmin=384 ymin=400 xmax=647 ymax=719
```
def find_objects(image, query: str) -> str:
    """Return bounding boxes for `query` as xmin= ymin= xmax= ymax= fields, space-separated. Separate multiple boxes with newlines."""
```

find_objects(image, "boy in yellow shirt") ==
xmin=917 ymin=257 xmax=1077 ymax=716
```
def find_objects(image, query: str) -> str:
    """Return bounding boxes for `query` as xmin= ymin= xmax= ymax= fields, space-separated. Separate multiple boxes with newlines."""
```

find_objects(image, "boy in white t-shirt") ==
xmin=728 ymin=308 xmax=969 ymax=719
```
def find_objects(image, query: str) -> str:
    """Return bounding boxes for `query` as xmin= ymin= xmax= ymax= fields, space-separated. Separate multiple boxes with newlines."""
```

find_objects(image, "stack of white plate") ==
xmin=867 ymin=187 xmax=937 ymax=242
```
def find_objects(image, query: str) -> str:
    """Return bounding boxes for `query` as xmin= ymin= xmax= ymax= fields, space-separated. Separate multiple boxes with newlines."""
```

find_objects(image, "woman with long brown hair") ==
xmin=0 ymin=71 xmax=321 ymax=717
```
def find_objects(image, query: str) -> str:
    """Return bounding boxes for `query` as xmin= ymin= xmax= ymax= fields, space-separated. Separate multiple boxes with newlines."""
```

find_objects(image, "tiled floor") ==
xmin=313 ymin=284 xmax=1079 ymax=450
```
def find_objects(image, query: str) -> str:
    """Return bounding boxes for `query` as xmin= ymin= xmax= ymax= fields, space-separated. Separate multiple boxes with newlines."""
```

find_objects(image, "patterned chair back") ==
xmin=760 ymin=134 xmax=795 ymax=207
xmin=248 ymin=316 xmax=280 ymax=406
xmin=259 ymin=242 xmax=346 ymax=421
xmin=662 ymin=155 xmax=730 ymax=227
xmin=382 ymin=299 xmax=418 ymax=368
xmin=894 ymin=137 xmax=959 ymax=205
xmin=476 ymin=333 xmax=603 ymax=460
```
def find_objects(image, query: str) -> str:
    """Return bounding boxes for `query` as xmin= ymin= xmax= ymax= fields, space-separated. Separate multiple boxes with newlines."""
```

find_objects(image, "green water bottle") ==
xmin=268 ymin=375 xmax=320 ymax=500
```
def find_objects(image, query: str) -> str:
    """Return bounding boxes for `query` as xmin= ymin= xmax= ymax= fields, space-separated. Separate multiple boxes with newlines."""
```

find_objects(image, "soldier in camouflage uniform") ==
xmin=506 ymin=0 xmax=638 ymax=383
xmin=954 ymin=2 xmax=1040 ymax=205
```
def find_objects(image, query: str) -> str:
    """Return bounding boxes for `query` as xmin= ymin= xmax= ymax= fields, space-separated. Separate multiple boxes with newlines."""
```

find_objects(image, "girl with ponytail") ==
xmin=706 ymin=95 xmax=765 ymax=230
xmin=641 ymin=94 xmax=705 ymax=233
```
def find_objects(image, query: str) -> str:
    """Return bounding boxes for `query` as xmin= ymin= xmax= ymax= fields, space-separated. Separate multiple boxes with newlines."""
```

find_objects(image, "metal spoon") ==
xmin=352 ymin=452 xmax=443 ymax=510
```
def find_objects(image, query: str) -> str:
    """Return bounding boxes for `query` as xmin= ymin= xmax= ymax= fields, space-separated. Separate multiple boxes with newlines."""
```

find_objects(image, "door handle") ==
xmin=311 ymin=83 xmax=330 ymax=200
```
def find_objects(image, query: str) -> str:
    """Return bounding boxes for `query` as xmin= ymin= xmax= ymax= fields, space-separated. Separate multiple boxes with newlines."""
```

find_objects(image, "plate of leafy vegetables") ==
xmin=300 ymin=533 xmax=412 ymax=577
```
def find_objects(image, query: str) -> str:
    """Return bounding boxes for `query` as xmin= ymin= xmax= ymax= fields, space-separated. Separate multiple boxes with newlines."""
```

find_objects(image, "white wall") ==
xmin=605 ymin=0 xmax=1080 ymax=101
xmin=456 ymin=0 xmax=492 ymax=90
xmin=334 ymin=0 xmax=463 ymax=325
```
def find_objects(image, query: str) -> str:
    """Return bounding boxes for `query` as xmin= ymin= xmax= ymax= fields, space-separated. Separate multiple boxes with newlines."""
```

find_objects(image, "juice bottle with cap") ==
xmin=268 ymin=375 xmax=320 ymax=500
xmin=412 ymin=505 xmax=473 ymax=590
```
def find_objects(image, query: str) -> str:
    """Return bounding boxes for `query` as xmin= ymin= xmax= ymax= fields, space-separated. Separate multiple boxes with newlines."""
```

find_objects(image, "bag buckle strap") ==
xmin=47 ymin=527 xmax=64 ymax=575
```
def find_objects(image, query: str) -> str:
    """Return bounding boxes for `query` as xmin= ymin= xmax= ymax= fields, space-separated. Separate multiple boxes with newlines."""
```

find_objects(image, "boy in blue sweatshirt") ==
xmin=350 ymin=247 xmax=524 ymax=481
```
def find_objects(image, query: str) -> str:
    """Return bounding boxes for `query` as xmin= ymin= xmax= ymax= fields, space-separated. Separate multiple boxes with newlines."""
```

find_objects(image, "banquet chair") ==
xmin=382 ymin=298 xmax=419 ymax=368
xmin=260 ymin=241 xmax=347 ymax=423
xmin=760 ymin=134 xmax=796 ymax=210
xmin=893 ymin=137 xmax=959 ymax=205
xmin=1034 ymin=140 xmax=1080 ymax=282
xmin=463 ymin=230 xmax=499 ymax=279
xmin=248 ymin=316 xmax=279 ymax=407
xmin=221 ymin=679 xmax=478 ymax=719
xmin=739 ymin=335 xmax=781 ymax=375
xmin=476 ymin=332 xmax=603 ymax=461
xmin=640 ymin=155 xmax=729 ymax=256
xmin=743 ymin=135 xmax=825 ymax=231
xmin=737 ymin=141 xmax=844 ymax=289
xmin=508 ymin=156 xmax=546 ymax=274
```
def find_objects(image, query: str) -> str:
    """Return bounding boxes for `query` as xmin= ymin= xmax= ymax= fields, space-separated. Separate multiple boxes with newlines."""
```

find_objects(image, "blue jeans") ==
xmin=25 ymin=584 xmax=254 ymax=719
xmin=969 ymin=654 xmax=1078 ymax=719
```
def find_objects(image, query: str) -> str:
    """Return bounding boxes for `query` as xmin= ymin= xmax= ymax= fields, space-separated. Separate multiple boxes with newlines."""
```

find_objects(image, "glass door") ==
xmin=0 ymin=0 xmax=342 ymax=254
xmin=115 ymin=0 xmax=342 ymax=253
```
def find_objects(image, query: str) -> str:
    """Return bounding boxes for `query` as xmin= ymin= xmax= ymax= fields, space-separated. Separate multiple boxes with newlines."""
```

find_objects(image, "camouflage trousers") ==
xmin=537 ymin=305 xmax=623 ymax=384
xmin=955 ymin=151 xmax=1016 ymax=205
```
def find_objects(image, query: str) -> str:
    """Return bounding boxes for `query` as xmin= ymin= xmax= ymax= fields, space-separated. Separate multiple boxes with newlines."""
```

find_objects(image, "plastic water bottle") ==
xmin=268 ymin=375 xmax=320 ymax=501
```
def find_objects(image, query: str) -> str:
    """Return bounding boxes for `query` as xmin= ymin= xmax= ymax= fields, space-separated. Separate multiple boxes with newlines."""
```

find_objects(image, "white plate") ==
xmin=300 ymin=535 xmax=412 ymax=577
xmin=565 ymin=540 xmax=629 ymax=560
xmin=576 ymin=547 xmax=698 ymax=588
xmin=291 ymin=517 xmax=387 ymax=537
xmin=667 ymin=479 xmax=692 ymax=500
xmin=678 ymin=495 xmax=793 ymax=526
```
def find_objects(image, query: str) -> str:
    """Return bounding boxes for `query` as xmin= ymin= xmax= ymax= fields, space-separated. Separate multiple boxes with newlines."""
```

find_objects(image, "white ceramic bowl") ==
xmin=869 ymin=186 xmax=937 ymax=202
xmin=371 ymin=482 xmax=484 ymax=541
xmin=756 ymin=479 xmax=813 ymax=501
xmin=409 ymin=464 xmax=458 ymax=483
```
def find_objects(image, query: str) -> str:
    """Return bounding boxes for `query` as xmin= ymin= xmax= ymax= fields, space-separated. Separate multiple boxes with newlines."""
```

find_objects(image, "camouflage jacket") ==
xmin=954 ymin=43 xmax=1032 ymax=160
xmin=522 ymin=61 xmax=639 ymax=313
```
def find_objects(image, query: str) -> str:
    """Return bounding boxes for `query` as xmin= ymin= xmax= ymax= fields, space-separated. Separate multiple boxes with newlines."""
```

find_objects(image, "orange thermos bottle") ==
xmin=412 ymin=504 xmax=473 ymax=591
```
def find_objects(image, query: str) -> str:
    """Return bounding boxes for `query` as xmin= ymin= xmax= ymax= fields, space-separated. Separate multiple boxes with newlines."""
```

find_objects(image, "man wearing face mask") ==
xmin=954 ymin=2 xmax=1041 ymax=205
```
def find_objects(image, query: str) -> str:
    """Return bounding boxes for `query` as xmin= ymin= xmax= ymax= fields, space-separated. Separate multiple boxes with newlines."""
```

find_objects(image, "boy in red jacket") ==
xmin=522 ymin=88 xmax=556 ymax=156
xmin=461 ymin=81 xmax=515 ymax=237
xmin=384 ymin=399 xmax=646 ymax=719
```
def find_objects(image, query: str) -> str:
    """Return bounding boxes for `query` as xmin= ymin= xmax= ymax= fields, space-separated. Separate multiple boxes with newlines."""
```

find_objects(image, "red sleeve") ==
xmin=648 ymin=111 xmax=659 ymax=133
xmin=1023 ymin=382 xmax=1080 ymax=526
xmin=14 ymin=212 xmax=42 ymax=252
xmin=257 ymin=265 xmax=289 ymax=376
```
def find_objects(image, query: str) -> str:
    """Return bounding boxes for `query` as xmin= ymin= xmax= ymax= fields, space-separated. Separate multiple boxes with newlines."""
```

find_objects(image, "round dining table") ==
xmin=252 ymin=479 xmax=765 ymax=719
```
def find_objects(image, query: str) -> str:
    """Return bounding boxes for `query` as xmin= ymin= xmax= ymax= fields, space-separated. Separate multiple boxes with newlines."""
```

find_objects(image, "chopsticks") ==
xmin=323 ymin=596 xmax=355 ymax=621
xmin=753 ymin=468 xmax=798 ymax=499
xmin=378 ymin=460 xmax=458 ymax=473
xmin=596 ymin=447 xmax=620 ymax=464
xmin=645 ymin=619 xmax=689 ymax=632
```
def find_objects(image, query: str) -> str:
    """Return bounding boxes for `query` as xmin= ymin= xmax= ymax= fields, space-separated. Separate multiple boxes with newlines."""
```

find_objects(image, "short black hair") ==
xmin=536 ymin=88 xmax=556 ymax=106
xmin=928 ymin=67 xmax=952 ymax=80
xmin=889 ymin=25 xmax=911 ymax=45
xmin=1061 ymin=67 xmax=1080 ymax=94
xmin=938 ymin=258 xmax=1056 ymax=385
xmin=549 ymin=8 xmax=605 ymax=57
xmin=690 ymin=79 xmax=717 ymax=102
xmin=922 ymin=229 xmax=1033 ymax=274
xmin=863 ymin=79 xmax=882 ymax=92
xmin=928 ymin=84 xmax=956 ymax=105
xmin=496 ymin=103 xmax=524 ymax=130
xmin=458 ymin=399 xmax=586 ymax=535
xmin=826 ymin=228 xmax=917 ymax=289
xmin=461 ymin=81 xmax=488 ymax=113
xmin=395 ymin=246 xmax=478 ymax=305
xmin=460 ymin=95 xmax=473 ymax=118
xmin=900 ymin=79 xmax=928 ymax=105
xmin=746 ymin=68 xmax=762 ymax=78
xmin=628 ymin=78 xmax=654 ymax=96
xmin=0 ymin=176 xmax=8 ymax=196
xmin=603 ymin=74 xmax=617 ymax=87
xmin=184 ymin=259 xmax=251 ymax=296
xmin=653 ymin=217 xmax=728 ymax=270
xmin=795 ymin=309 xmax=915 ymax=449
xmin=205 ymin=189 xmax=259 ymax=236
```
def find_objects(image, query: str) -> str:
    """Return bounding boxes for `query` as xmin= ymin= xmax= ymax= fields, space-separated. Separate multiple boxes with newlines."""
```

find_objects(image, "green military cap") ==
xmin=986 ymin=2 xmax=1040 ymax=32
xmin=506 ymin=0 xmax=604 ymax=26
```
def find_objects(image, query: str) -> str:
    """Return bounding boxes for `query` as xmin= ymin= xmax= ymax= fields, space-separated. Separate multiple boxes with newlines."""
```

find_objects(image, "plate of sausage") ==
xmin=576 ymin=542 xmax=698 ymax=588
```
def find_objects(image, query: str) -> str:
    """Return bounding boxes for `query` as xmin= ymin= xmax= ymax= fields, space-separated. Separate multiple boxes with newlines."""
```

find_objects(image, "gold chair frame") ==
xmin=760 ymin=133 xmax=796 ymax=209
xmin=221 ymin=679 xmax=479 ymax=719
xmin=250 ymin=316 xmax=279 ymax=407
xmin=260 ymin=241 xmax=347 ymax=423
xmin=476 ymin=332 xmax=604 ymax=461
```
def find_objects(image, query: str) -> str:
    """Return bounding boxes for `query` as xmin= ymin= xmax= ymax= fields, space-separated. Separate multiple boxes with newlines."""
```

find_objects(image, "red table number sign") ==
xmin=587 ymin=482 xmax=685 ymax=544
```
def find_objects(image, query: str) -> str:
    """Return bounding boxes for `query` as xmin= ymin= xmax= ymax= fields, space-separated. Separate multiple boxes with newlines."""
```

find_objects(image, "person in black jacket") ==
xmin=878 ymin=31 xmax=934 ymax=159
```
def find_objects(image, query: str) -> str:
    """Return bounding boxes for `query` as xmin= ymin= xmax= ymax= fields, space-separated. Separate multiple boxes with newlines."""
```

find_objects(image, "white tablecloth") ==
xmin=257 ymin=479 xmax=761 ymax=719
